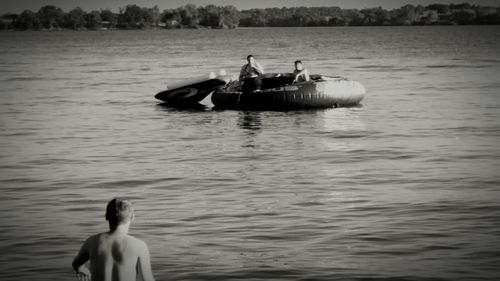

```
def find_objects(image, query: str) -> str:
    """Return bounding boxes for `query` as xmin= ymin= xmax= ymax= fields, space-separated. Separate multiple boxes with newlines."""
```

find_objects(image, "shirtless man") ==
xmin=292 ymin=60 xmax=310 ymax=83
xmin=72 ymin=198 xmax=155 ymax=281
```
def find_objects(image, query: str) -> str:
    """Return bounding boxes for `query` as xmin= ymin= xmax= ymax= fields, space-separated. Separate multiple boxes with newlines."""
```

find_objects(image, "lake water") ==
xmin=0 ymin=26 xmax=499 ymax=281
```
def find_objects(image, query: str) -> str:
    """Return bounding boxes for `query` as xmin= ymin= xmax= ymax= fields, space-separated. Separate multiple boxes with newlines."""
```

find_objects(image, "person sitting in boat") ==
xmin=239 ymin=55 xmax=265 ymax=94
xmin=292 ymin=60 xmax=310 ymax=83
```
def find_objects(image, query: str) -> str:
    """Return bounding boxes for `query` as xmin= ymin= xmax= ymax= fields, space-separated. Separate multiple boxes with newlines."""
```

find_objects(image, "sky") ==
xmin=1 ymin=0 xmax=499 ymax=14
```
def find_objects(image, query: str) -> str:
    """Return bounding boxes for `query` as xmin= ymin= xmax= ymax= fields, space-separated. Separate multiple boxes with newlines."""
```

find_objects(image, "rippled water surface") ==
xmin=1 ymin=26 xmax=500 ymax=281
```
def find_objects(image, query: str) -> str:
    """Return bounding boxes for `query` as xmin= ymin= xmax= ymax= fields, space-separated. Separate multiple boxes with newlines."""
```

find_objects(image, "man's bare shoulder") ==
xmin=126 ymin=235 xmax=148 ymax=250
xmin=83 ymin=232 xmax=109 ymax=246
xmin=75 ymin=233 xmax=105 ymax=254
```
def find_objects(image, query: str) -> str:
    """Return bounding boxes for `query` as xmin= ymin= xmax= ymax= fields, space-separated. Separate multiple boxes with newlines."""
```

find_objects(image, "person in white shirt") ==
xmin=239 ymin=55 xmax=265 ymax=94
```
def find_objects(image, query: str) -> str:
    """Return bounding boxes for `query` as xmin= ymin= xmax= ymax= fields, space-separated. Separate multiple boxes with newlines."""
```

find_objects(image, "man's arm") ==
xmin=72 ymin=238 xmax=91 ymax=281
xmin=239 ymin=65 xmax=247 ymax=82
xmin=253 ymin=62 xmax=264 ymax=75
xmin=137 ymin=241 xmax=155 ymax=281
xmin=293 ymin=69 xmax=310 ymax=82
xmin=303 ymin=68 xmax=310 ymax=81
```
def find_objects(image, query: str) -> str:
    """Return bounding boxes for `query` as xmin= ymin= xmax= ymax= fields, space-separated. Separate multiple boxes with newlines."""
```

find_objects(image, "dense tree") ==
xmin=220 ymin=5 xmax=239 ymax=28
xmin=15 ymin=10 xmax=39 ymax=29
xmin=118 ymin=4 xmax=144 ymax=28
xmin=450 ymin=3 xmax=472 ymax=10
xmin=65 ymin=7 xmax=86 ymax=29
xmin=341 ymin=9 xmax=365 ymax=26
xmin=100 ymin=9 xmax=117 ymax=27
xmin=85 ymin=10 xmax=101 ymax=29
xmin=178 ymin=4 xmax=199 ymax=27
xmin=37 ymin=5 xmax=64 ymax=29
xmin=240 ymin=9 xmax=267 ymax=27
xmin=475 ymin=6 xmax=500 ymax=24
xmin=391 ymin=5 xmax=417 ymax=25
xmin=145 ymin=5 xmax=161 ymax=27
xmin=359 ymin=7 xmax=390 ymax=25
xmin=161 ymin=9 xmax=182 ymax=28
xmin=427 ymin=4 xmax=450 ymax=14
xmin=452 ymin=8 xmax=477 ymax=24
xmin=238 ymin=3 xmax=500 ymax=27
xmin=198 ymin=5 xmax=221 ymax=27
xmin=1 ymin=2 xmax=500 ymax=31
xmin=197 ymin=5 xmax=239 ymax=28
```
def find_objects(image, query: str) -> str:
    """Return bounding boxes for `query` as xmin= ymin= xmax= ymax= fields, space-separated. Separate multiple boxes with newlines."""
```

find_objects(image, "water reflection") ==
xmin=237 ymin=111 xmax=262 ymax=131
xmin=155 ymin=102 xmax=209 ymax=112
xmin=237 ymin=111 xmax=262 ymax=149
xmin=2 ymin=26 xmax=500 ymax=281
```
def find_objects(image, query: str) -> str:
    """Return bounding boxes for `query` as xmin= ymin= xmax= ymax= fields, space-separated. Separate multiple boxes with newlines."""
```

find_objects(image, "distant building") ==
xmin=166 ymin=19 xmax=179 ymax=28
xmin=1 ymin=13 xmax=16 ymax=29
xmin=417 ymin=10 xmax=439 ymax=24
xmin=100 ymin=21 xmax=111 ymax=29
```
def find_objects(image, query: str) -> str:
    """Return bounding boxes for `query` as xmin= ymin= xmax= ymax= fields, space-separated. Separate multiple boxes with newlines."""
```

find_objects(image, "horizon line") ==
xmin=2 ymin=2 xmax=500 ymax=14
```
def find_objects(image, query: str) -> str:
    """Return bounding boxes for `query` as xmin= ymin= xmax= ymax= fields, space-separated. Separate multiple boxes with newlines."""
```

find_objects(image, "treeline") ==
xmin=241 ymin=4 xmax=500 ymax=26
xmin=1 ymin=3 xmax=500 ymax=30
xmin=0 ymin=4 xmax=239 ymax=30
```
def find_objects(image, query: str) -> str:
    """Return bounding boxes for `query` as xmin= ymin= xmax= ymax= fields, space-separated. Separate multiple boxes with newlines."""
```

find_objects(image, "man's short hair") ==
xmin=247 ymin=55 xmax=254 ymax=60
xmin=105 ymin=198 xmax=134 ymax=226
xmin=294 ymin=60 xmax=302 ymax=65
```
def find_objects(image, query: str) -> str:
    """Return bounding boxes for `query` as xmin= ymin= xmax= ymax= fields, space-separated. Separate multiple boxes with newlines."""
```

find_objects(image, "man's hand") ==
xmin=75 ymin=266 xmax=91 ymax=281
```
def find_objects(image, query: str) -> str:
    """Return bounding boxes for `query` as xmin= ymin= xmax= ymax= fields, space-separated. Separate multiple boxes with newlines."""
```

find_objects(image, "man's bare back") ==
xmin=72 ymin=199 xmax=155 ymax=281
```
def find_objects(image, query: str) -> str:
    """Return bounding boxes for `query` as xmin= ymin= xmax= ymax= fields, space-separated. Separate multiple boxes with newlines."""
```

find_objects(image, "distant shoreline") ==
xmin=1 ymin=3 xmax=499 ymax=31
xmin=1 ymin=25 xmax=500 ymax=33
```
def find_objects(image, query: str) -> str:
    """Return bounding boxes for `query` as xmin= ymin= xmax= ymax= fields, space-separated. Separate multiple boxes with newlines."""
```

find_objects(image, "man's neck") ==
xmin=109 ymin=223 xmax=129 ymax=236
